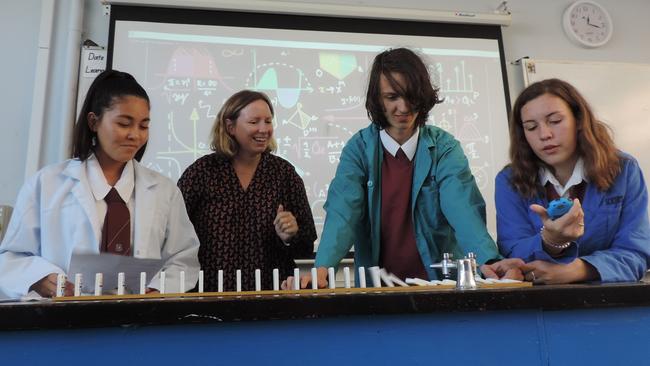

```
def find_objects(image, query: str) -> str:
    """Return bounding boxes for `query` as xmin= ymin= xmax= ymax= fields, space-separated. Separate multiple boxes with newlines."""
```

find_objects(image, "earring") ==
xmin=91 ymin=135 xmax=97 ymax=147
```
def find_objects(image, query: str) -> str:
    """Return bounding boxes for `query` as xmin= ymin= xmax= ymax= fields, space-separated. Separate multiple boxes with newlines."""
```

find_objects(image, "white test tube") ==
xmin=117 ymin=272 xmax=125 ymax=296
xmin=272 ymin=268 xmax=279 ymax=291
xmin=358 ymin=266 xmax=367 ymax=288
xmin=236 ymin=269 xmax=242 ymax=292
xmin=56 ymin=273 xmax=66 ymax=297
xmin=369 ymin=266 xmax=382 ymax=288
xmin=74 ymin=273 xmax=82 ymax=297
xmin=343 ymin=267 xmax=351 ymax=289
xmin=160 ymin=271 xmax=166 ymax=294
xmin=293 ymin=268 xmax=300 ymax=290
xmin=94 ymin=273 xmax=103 ymax=296
xmin=140 ymin=272 xmax=147 ymax=295
xmin=198 ymin=270 xmax=204 ymax=293
xmin=180 ymin=271 xmax=186 ymax=293
xmin=255 ymin=269 xmax=261 ymax=292
xmin=311 ymin=267 xmax=318 ymax=290
xmin=217 ymin=270 xmax=224 ymax=293
xmin=328 ymin=267 xmax=336 ymax=289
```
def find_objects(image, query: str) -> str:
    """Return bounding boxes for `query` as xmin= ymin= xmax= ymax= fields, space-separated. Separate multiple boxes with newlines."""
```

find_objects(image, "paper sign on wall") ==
xmin=81 ymin=48 xmax=107 ymax=78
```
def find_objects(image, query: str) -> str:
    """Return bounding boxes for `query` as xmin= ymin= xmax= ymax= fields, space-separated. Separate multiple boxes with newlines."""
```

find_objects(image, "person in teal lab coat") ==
xmin=284 ymin=48 xmax=521 ymax=289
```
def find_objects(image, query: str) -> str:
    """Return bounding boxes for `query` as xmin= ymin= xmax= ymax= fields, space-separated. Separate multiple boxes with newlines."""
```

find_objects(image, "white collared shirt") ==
xmin=539 ymin=157 xmax=588 ymax=198
xmin=379 ymin=128 xmax=419 ymax=161
xmin=86 ymin=154 xmax=136 ymax=247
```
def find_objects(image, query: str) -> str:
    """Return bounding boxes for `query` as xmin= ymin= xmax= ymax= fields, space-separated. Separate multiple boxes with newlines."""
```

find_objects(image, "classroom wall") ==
xmin=0 ymin=0 xmax=42 ymax=205
xmin=0 ymin=0 xmax=84 ymax=206
xmin=1 ymin=0 xmax=649 ymax=206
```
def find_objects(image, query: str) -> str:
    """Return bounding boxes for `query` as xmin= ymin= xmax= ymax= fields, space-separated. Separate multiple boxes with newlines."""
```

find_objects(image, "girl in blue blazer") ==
xmin=495 ymin=78 xmax=650 ymax=284
xmin=0 ymin=71 xmax=199 ymax=298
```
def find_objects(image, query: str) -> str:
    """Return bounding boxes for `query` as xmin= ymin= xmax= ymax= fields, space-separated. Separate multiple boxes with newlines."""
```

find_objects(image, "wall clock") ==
xmin=563 ymin=1 xmax=613 ymax=48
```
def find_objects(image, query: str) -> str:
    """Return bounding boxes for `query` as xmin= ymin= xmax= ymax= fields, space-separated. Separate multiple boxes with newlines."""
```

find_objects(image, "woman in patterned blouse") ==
xmin=178 ymin=90 xmax=317 ymax=291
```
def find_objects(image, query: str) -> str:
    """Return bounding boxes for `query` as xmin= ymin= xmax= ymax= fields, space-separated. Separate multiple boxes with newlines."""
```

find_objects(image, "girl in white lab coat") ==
xmin=0 ymin=70 xmax=200 ymax=298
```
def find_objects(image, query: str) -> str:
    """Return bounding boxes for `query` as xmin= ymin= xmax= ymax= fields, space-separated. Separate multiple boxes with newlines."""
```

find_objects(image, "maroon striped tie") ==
xmin=101 ymin=187 xmax=131 ymax=255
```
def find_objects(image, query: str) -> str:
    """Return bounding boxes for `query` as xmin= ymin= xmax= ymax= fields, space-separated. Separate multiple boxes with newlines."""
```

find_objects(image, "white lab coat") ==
xmin=0 ymin=158 xmax=200 ymax=298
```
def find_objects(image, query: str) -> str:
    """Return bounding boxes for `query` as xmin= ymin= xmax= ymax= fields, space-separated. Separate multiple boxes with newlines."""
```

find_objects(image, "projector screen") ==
xmin=108 ymin=6 xmax=511 ymax=253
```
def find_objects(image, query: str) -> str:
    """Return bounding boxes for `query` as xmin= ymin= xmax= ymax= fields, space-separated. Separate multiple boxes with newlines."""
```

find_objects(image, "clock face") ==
xmin=564 ymin=1 xmax=613 ymax=47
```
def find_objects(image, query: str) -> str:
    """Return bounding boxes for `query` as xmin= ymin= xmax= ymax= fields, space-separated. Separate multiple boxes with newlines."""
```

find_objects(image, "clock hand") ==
xmin=586 ymin=15 xmax=602 ymax=28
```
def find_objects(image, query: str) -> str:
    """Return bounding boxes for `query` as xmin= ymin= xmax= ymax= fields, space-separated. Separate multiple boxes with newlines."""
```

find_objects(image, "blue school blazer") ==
xmin=495 ymin=153 xmax=650 ymax=282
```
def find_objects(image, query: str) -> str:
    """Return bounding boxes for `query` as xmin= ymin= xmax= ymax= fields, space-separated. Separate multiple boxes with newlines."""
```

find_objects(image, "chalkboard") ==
xmin=522 ymin=58 xmax=650 ymax=212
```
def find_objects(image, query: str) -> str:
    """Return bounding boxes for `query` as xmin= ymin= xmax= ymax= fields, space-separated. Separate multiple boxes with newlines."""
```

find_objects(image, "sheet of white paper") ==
xmin=0 ymin=290 xmax=46 ymax=303
xmin=20 ymin=290 xmax=47 ymax=301
xmin=69 ymin=253 xmax=163 ymax=294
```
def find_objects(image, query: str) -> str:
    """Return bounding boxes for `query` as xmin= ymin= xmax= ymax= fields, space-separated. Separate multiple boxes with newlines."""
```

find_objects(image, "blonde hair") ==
xmin=210 ymin=90 xmax=277 ymax=157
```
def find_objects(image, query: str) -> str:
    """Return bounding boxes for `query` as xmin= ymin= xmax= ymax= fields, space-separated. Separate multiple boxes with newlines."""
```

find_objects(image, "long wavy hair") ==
xmin=507 ymin=78 xmax=620 ymax=198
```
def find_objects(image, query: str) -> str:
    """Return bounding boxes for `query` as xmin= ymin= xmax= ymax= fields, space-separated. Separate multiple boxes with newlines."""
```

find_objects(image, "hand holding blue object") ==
xmin=547 ymin=198 xmax=573 ymax=220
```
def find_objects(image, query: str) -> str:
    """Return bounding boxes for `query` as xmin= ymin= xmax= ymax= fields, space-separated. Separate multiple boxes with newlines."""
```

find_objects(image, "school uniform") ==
xmin=495 ymin=153 xmax=650 ymax=282
xmin=0 ymin=156 xmax=200 ymax=298
xmin=315 ymin=124 xmax=500 ymax=280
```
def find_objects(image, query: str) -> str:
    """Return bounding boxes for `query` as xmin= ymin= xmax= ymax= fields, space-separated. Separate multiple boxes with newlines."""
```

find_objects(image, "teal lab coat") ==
xmin=315 ymin=124 xmax=500 ymax=280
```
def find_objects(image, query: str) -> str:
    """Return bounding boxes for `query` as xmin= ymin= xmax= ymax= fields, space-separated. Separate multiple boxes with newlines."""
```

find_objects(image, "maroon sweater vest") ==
xmin=545 ymin=181 xmax=586 ymax=202
xmin=379 ymin=148 xmax=428 ymax=280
